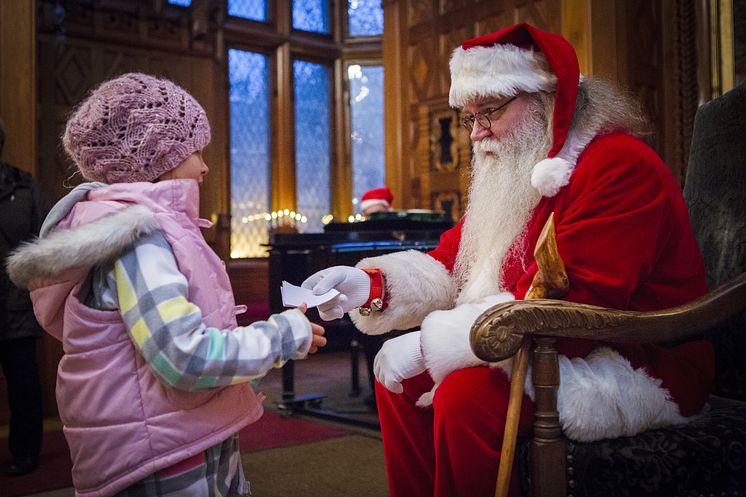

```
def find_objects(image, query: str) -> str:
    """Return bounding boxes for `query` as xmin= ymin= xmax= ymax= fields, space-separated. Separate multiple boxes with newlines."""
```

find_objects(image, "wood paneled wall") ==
xmin=382 ymin=0 xmax=701 ymax=217
xmin=0 ymin=0 xmax=38 ymax=428
xmin=1 ymin=0 xmax=36 ymax=173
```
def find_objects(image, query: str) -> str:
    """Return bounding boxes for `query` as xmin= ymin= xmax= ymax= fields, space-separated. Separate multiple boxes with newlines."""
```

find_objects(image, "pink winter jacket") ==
xmin=8 ymin=180 xmax=262 ymax=497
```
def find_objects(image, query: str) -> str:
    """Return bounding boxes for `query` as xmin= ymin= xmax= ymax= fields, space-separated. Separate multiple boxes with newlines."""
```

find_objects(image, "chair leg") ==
xmin=531 ymin=337 xmax=566 ymax=497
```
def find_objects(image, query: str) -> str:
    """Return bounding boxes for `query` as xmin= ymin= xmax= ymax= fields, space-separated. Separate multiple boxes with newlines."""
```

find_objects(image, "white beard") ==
xmin=454 ymin=101 xmax=551 ymax=304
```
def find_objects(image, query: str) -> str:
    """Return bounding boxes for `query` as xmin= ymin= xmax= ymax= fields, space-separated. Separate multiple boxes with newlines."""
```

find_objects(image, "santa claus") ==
xmin=303 ymin=23 xmax=714 ymax=497
xmin=361 ymin=186 xmax=394 ymax=215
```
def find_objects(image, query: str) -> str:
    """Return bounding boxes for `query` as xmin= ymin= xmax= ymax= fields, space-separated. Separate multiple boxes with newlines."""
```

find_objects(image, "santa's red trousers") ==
xmin=375 ymin=367 xmax=535 ymax=497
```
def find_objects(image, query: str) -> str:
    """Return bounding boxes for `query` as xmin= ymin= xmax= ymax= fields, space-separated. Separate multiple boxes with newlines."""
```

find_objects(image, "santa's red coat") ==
xmin=428 ymin=132 xmax=714 ymax=416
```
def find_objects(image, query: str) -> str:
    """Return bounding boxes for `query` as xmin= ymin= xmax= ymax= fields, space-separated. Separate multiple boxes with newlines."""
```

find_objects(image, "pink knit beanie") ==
xmin=63 ymin=73 xmax=211 ymax=184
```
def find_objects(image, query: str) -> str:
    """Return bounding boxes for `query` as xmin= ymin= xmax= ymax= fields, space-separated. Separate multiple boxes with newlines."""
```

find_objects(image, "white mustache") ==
xmin=472 ymin=137 xmax=509 ymax=155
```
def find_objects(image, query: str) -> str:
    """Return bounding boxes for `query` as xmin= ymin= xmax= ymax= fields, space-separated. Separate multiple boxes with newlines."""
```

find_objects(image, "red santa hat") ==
xmin=449 ymin=23 xmax=585 ymax=197
xmin=360 ymin=186 xmax=394 ymax=211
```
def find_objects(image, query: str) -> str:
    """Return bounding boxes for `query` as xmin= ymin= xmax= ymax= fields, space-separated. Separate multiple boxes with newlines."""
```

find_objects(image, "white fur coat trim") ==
xmin=7 ymin=205 xmax=160 ymax=288
xmin=449 ymin=45 xmax=555 ymax=108
xmin=420 ymin=293 xmax=516 ymax=384
xmin=350 ymin=250 xmax=456 ymax=335
xmin=416 ymin=293 xmax=516 ymax=407
xmin=418 ymin=335 xmax=689 ymax=440
xmin=557 ymin=347 xmax=688 ymax=441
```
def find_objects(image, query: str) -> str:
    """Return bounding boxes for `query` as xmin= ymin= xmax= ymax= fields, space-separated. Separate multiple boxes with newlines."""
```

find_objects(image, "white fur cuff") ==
xmin=421 ymin=293 xmax=514 ymax=384
xmin=350 ymin=250 xmax=456 ymax=335
xmin=557 ymin=347 xmax=688 ymax=441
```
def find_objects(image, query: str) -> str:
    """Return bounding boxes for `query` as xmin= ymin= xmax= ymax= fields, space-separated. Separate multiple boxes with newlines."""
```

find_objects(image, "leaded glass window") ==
xmin=294 ymin=60 xmax=331 ymax=233
xmin=292 ymin=0 xmax=330 ymax=34
xmin=348 ymin=64 xmax=385 ymax=213
xmin=348 ymin=0 xmax=383 ymax=37
xmin=228 ymin=49 xmax=271 ymax=258
xmin=167 ymin=0 xmax=191 ymax=6
xmin=228 ymin=0 xmax=267 ymax=22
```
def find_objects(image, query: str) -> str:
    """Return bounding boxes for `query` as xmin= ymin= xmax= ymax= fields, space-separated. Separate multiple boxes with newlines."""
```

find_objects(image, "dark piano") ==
xmin=267 ymin=210 xmax=452 ymax=427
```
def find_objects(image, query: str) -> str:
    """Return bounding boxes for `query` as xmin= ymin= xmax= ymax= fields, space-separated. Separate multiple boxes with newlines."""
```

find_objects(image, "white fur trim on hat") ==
xmin=351 ymin=250 xmax=457 ymax=335
xmin=360 ymin=198 xmax=390 ymax=212
xmin=449 ymin=45 xmax=556 ymax=108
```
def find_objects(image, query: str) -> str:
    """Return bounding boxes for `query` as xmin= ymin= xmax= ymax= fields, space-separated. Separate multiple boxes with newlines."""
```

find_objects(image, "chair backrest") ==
xmin=683 ymin=82 xmax=746 ymax=400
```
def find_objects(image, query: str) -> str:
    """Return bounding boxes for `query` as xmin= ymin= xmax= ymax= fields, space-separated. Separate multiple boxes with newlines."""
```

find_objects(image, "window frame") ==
xmin=291 ymin=55 xmax=335 ymax=233
xmin=343 ymin=0 xmax=385 ymax=41
xmin=342 ymin=57 xmax=385 ymax=214
xmin=225 ymin=44 xmax=274 ymax=258
xmin=223 ymin=0 xmax=382 ymax=258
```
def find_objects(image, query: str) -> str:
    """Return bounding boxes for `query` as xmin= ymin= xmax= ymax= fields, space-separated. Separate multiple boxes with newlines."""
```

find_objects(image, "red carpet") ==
xmin=239 ymin=408 xmax=348 ymax=452
xmin=0 ymin=410 xmax=348 ymax=497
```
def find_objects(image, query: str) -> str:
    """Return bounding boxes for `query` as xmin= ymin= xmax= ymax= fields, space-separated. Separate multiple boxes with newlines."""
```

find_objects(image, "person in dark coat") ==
xmin=0 ymin=117 xmax=45 ymax=476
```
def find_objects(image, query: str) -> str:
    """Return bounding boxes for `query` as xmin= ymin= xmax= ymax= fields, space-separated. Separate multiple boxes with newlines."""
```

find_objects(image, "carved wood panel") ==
xmin=475 ymin=9 xmax=513 ymax=36
xmin=627 ymin=0 xmax=661 ymax=152
xmin=429 ymin=107 xmax=460 ymax=172
xmin=660 ymin=0 xmax=699 ymax=184
xmin=432 ymin=190 xmax=462 ymax=223
xmin=622 ymin=0 xmax=698 ymax=183
xmin=408 ymin=39 xmax=437 ymax=100
xmin=440 ymin=0 xmax=469 ymax=15
xmin=439 ymin=27 xmax=469 ymax=99
xmin=409 ymin=0 xmax=435 ymax=27
xmin=516 ymin=0 xmax=561 ymax=34
xmin=36 ymin=0 xmax=222 ymax=208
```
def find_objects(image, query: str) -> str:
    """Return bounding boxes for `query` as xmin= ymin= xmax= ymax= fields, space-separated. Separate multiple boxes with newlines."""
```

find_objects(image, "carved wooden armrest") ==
xmin=470 ymin=272 xmax=746 ymax=362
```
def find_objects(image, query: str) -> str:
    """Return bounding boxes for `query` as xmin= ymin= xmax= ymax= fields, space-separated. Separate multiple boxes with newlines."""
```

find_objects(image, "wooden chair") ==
xmin=470 ymin=83 xmax=746 ymax=497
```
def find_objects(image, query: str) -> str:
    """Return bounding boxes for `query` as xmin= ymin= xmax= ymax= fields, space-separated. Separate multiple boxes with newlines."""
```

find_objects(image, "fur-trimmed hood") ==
xmin=7 ymin=183 xmax=160 ymax=290
xmin=6 ymin=183 xmax=162 ymax=341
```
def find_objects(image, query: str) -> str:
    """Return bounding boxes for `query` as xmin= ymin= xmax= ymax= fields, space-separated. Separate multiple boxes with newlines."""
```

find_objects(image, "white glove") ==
xmin=301 ymin=266 xmax=371 ymax=321
xmin=374 ymin=331 xmax=426 ymax=394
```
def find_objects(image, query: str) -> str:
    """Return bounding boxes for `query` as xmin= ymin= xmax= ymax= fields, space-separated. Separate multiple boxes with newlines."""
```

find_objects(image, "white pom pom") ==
xmin=531 ymin=157 xmax=574 ymax=197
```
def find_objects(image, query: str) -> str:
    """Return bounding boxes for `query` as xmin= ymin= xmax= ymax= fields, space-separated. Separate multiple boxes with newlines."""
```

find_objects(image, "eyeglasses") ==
xmin=460 ymin=96 xmax=517 ymax=131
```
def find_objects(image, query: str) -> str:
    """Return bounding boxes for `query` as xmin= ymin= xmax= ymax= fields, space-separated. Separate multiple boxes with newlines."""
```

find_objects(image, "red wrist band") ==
xmin=359 ymin=268 xmax=385 ymax=315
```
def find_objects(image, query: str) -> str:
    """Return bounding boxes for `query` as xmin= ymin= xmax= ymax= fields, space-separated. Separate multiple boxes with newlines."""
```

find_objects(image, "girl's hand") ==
xmin=308 ymin=323 xmax=326 ymax=354
xmin=298 ymin=304 xmax=327 ymax=354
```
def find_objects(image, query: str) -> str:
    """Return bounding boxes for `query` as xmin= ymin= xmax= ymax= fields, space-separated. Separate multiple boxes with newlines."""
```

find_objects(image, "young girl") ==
xmin=7 ymin=73 xmax=325 ymax=497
